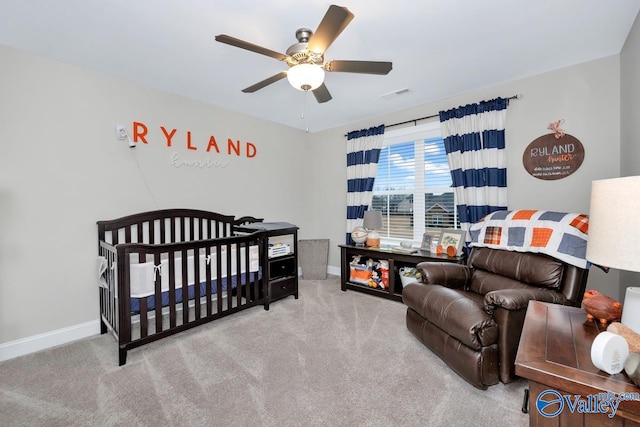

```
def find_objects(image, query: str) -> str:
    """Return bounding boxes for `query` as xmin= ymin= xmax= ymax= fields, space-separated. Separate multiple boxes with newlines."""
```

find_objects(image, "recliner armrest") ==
xmin=484 ymin=287 xmax=567 ymax=314
xmin=415 ymin=262 xmax=471 ymax=290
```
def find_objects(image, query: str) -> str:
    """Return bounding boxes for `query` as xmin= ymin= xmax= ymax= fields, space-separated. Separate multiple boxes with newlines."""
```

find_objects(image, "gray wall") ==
xmin=311 ymin=54 xmax=622 ymax=298
xmin=0 ymin=45 xmax=311 ymax=344
xmin=620 ymin=12 xmax=640 ymax=300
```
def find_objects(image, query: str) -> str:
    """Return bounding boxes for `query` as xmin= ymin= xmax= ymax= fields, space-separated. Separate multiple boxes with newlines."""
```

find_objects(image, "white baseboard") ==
xmin=0 ymin=268 xmax=342 ymax=363
xmin=327 ymin=265 xmax=340 ymax=276
xmin=0 ymin=320 xmax=101 ymax=363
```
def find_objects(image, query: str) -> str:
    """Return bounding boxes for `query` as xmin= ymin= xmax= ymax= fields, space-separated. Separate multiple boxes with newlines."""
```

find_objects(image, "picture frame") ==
xmin=421 ymin=228 xmax=442 ymax=252
xmin=439 ymin=229 xmax=466 ymax=256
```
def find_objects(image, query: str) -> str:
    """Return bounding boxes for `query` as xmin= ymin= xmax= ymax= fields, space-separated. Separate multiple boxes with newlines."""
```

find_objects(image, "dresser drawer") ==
xmin=270 ymin=277 xmax=296 ymax=300
xmin=269 ymin=256 xmax=296 ymax=280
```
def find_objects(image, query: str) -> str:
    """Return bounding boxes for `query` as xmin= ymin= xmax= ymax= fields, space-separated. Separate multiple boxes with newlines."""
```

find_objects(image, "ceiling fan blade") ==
xmin=215 ymin=34 xmax=288 ymax=61
xmin=242 ymin=72 xmax=288 ymax=93
xmin=325 ymin=60 xmax=393 ymax=75
xmin=307 ymin=5 xmax=354 ymax=54
xmin=312 ymin=83 xmax=332 ymax=103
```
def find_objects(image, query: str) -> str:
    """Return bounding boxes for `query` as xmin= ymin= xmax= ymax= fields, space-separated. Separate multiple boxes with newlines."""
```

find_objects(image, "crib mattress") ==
xmin=130 ymin=271 xmax=259 ymax=312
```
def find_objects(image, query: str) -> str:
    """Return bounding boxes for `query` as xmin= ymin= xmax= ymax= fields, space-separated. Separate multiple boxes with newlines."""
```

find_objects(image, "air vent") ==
xmin=380 ymin=88 xmax=410 ymax=100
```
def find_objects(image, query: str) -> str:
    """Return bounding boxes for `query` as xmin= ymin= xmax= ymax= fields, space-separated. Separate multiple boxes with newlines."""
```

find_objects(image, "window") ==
xmin=371 ymin=122 xmax=458 ymax=244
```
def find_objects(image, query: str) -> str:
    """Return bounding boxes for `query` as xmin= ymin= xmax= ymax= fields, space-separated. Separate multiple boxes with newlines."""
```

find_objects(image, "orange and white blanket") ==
xmin=468 ymin=210 xmax=590 ymax=269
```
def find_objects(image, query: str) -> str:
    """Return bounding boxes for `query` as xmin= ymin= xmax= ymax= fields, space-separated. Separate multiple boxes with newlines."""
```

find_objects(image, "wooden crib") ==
xmin=97 ymin=209 xmax=267 ymax=365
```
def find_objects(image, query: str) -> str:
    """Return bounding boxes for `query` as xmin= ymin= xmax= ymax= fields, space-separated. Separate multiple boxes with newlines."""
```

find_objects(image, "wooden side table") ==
xmin=515 ymin=301 xmax=640 ymax=426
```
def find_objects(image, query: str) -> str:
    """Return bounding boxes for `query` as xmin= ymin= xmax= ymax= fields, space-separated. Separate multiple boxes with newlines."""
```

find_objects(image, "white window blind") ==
xmin=371 ymin=122 xmax=458 ymax=244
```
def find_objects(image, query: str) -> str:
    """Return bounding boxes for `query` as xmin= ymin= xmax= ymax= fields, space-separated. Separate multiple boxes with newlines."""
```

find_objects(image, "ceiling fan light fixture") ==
xmin=287 ymin=64 xmax=325 ymax=91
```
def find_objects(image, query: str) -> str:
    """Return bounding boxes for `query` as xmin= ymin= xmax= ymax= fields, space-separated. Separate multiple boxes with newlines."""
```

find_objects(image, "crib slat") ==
xmin=170 ymin=217 xmax=176 ymax=243
xmin=181 ymin=248 xmax=189 ymax=324
xmin=139 ymin=298 xmax=148 ymax=339
xmin=168 ymin=250 xmax=177 ymax=329
xmin=236 ymin=242 xmax=243 ymax=307
xmin=193 ymin=248 xmax=201 ymax=320
xmin=216 ymin=245 xmax=223 ymax=314
xmin=160 ymin=218 xmax=166 ymax=244
xmin=154 ymin=252 xmax=163 ymax=333
xmin=149 ymin=220 xmax=155 ymax=244
xmin=226 ymin=243 xmax=233 ymax=310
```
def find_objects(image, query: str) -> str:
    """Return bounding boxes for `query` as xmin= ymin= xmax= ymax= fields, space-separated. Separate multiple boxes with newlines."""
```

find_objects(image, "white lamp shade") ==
xmin=586 ymin=176 xmax=640 ymax=272
xmin=622 ymin=287 xmax=640 ymax=334
xmin=286 ymin=64 xmax=325 ymax=91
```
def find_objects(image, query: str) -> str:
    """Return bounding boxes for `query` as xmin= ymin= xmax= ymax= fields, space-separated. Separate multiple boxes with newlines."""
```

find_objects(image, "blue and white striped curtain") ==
xmin=345 ymin=125 xmax=385 ymax=244
xmin=438 ymin=97 xmax=508 ymax=234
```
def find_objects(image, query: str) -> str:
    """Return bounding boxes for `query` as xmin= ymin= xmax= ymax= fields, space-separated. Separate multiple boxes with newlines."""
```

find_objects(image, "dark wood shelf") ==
xmin=339 ymin=244 xmax=465 ymax=302
xmin=236 ymin=223 xmax=299 ymax=310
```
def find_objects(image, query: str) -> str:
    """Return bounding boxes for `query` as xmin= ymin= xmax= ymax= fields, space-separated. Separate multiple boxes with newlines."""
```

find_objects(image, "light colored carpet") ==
xmin=0 ymin=276 xmax=528 ymax=426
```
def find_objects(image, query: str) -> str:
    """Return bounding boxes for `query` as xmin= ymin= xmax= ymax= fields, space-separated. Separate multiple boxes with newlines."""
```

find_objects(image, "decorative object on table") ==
xmin=421 ymin=228 xmax=441 ymax=252
xmin=399 ymin=267 xmax=421 ymax=287
xmin=439 ymin=229 xmax=465 ymax=256
xmin=586 ymin=175 xmax=640 ymax=333
xmin=590 ymin=330 xmax=629 ymax=375
xmin=351 ymin=225 xmax=368 ymax=246
xmin=392 ymin=241 xmax=418 ymax=254
xmin=522 ymin=119 xmax=585 ymax=180
xmin=581 ymin=289 xmax=622 ymax=324
xmin=363 ymin=210 xmax=383 ymax=247
xmin=608 ymin=322 xmax=640 ymax=353
xmin=624 ymin=353 xmax=640 ymax=387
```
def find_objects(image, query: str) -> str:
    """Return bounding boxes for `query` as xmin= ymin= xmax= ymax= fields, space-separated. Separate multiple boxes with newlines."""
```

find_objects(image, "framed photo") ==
xmin=439 ymin=229 xmax=466 ymax=256
xmin=421 ymin=228 xmax=442 ymax=251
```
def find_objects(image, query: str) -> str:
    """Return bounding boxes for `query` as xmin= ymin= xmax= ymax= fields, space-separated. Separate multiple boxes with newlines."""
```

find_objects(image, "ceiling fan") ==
xmin=214 ymin=4 xmax=392 ymax=103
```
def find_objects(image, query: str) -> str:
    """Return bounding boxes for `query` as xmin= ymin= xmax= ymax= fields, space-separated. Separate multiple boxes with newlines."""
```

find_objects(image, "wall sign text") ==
xmin=522 ymin=134 xmax=585 ymax=180
xmin=132 ymin=121 xmax=257 ymax=158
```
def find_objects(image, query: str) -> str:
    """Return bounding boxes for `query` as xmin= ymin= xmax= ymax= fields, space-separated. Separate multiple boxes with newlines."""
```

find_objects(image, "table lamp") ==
xmin=586 ymin=175 xmax=640 ymax=333
xmin=363 ymin=210 xmax=383 ymax=248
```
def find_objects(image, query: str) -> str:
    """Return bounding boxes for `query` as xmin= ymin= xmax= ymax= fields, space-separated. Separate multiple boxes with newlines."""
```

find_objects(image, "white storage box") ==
xmin=268 ymin=243 xmax=291 ymax=258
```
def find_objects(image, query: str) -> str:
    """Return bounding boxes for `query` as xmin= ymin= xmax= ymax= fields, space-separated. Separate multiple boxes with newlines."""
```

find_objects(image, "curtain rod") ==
xmin=385 ymin=93 xmax=522 ymax=130
xmin=345 ymin=94 xmax=522 ymax=137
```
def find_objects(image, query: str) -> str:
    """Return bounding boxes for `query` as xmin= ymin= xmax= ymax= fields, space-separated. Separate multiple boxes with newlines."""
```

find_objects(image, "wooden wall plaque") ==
xmin=522 ymin=134 xmax=585 ymax=180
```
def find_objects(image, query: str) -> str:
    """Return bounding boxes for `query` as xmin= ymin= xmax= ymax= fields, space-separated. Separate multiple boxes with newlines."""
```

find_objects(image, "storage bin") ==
xmin=298 ymin=239 xmax=330 ymax=280
xmin=399 ymin=267 xmax=421 ymax=287
xmin=349 ymin=264 xmax=372 ymax=284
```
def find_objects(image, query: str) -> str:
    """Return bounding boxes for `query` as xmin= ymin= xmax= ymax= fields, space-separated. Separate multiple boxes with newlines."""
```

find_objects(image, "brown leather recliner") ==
xmin=402 ymin=246 xmax=589 ymax=389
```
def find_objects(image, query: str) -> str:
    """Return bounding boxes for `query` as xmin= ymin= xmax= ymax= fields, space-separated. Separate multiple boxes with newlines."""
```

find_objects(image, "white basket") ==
xmin=399 ymin=267 xmax=421 ymax=287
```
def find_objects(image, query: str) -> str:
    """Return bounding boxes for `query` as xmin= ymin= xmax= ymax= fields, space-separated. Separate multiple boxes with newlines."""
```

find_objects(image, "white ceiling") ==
xmin=1 ymin=0 xmax=639 ymax=132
